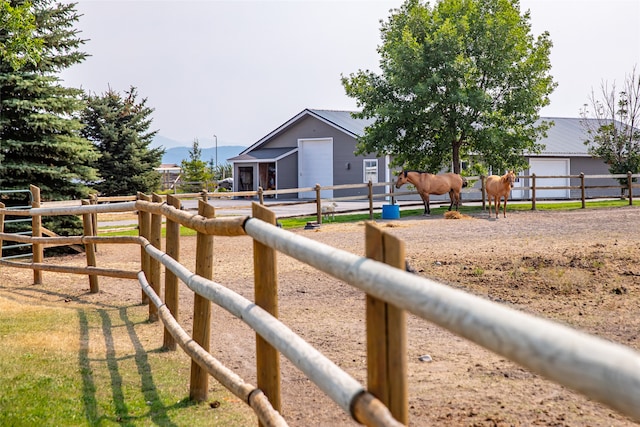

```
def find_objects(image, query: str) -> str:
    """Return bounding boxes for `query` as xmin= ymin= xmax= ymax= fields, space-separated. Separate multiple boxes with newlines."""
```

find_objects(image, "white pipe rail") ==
xmin=243 ymin=217 xmax=640 ymax=421
xmin=140 ymin=240 xmax=401 ymax=423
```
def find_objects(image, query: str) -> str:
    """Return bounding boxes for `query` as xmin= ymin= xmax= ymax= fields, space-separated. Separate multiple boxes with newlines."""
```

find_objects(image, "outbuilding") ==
xmin=230 ymin=110 xmax=621 ymax=200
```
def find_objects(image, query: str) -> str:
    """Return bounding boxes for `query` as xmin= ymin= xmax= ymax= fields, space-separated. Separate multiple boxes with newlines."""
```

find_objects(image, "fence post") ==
xmin=531 ymin=174 xmax=537 ymax=211
xmin=190 ymin=200 xmax=215 ymax=402
xmin=628 ymin=171 xmax=633 ymax=206
xmin=90 ymin=193 xmax=98 ymax=252
xmin=0 ymin=202 xmax=4 ymax=259
xmin=252 ymin=202 xmax=281 ymax=419
xmin=148 ymin=193 xmax=163 ymax=322
xmin=258 ymin=186 xmax=264 ymax=205
xmin=137 ymin=192 xmax=151 ymax=305
xmin=480 ymin=175 xmax=486 ymax=210
xmin=580 ymin=173 xmax=586 ymax=209
xmin=315 ymin=184 xmax=322 ymax=225
xmin=30 ymin=185 xmax=43 ymax=285
xmin=81 ymin=199 xmax=99 ymax=293
xmin=391 ymin=182 xmax=396 ymax=206
xmin=368 ymin=180 xmax=374 ymax=220
xmin=163 ymin=194 xmax=181 ymax=351
xmin=364 ymin=222 xmax=408 ymax=424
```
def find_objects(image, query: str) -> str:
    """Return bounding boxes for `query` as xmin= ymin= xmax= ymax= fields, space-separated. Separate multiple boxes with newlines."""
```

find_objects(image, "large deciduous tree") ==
xmin=81 ymin=86 xmax=164 ymax=196
xmin=342 ymin=0 xmax=556 ymax=174
xmin=580 ymin=67 xmax=640 ymax=193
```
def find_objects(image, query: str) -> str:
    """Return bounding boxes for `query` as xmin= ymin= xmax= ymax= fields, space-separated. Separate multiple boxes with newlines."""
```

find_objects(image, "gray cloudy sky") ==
xmin=60 ymin=0 xmax=640 ymax=148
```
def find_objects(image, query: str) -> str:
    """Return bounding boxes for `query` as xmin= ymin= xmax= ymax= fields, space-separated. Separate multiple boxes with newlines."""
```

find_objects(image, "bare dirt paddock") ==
xmin=3 ymin=206 xmax=640 ymax=426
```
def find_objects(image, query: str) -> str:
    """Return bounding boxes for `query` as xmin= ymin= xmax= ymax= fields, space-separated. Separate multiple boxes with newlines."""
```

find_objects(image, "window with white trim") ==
xmin=363 ymin=159 xmax=378 ymax=183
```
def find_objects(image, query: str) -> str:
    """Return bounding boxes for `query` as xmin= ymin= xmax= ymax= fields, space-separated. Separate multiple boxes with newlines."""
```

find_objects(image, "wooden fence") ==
xmin=1 ymin=194 xmax=640 ymax=425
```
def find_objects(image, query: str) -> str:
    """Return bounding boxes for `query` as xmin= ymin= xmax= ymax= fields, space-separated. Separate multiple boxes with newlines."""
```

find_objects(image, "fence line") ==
xmin=1 ymin=195 xmax=640 ymax=424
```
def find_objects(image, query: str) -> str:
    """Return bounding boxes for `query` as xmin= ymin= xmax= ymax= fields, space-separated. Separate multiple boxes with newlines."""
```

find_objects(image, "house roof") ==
xmin=238 ymin=109 xmax=374 ymax=156
xmin=229 ymin=147 xmax=297 ymax=163
xmin=533 ymin=117 xmax=590 ymax=156
xmin=237 ymin=108 xmax=611 ymax=159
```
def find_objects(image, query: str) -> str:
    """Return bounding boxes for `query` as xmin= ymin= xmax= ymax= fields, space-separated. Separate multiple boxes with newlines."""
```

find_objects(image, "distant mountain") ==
xmin=161 ymin=145 xmax=246 ymax=165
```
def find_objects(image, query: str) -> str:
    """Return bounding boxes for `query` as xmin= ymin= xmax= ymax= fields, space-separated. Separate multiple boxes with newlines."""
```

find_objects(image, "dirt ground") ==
xmin=3 ymin=206 xmax=640 ymax=426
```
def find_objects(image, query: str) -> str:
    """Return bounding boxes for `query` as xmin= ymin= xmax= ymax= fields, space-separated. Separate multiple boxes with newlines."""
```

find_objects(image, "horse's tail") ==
xmin=461 ymin=177 xmax=468 ymax=188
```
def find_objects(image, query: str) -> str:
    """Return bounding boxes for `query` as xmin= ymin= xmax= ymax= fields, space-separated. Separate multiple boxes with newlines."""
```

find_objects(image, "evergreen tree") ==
xmin=0 ymin=0 xmax=99 ymax=239
xmin=81 ymin=86 xmax=164 ymax=196
xmin=181 ymin=139 xmax=212 ymax=192
xmin=0 ymin=0 xmax=99 ymax=200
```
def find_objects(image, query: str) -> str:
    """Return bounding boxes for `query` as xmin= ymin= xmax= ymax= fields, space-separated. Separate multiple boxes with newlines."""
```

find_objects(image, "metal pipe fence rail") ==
xmin=38 ymin=172 xmax=640 ymax=229
xmin=1 ymin=198 xmax=640 ymax=424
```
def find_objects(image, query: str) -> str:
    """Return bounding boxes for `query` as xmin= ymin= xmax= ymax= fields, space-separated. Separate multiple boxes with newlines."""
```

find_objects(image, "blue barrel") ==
xmin=381 ymin=204 xmax=400 ymax=219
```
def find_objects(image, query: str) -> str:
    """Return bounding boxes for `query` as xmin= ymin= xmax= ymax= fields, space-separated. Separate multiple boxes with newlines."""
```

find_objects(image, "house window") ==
xmin=363 ymin=159 xmax=378 ymax=183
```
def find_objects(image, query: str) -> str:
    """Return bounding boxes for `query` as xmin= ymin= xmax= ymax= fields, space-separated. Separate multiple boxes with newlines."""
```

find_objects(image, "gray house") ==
xmin=229 ymin=109 xmax=387 ymax=199
xmin=230 ymin=110 xmax=619 ymax=200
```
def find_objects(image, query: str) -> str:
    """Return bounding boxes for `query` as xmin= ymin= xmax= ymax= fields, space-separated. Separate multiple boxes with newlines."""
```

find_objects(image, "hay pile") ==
xmin=444 ymin=211 xmax=472 ymax=220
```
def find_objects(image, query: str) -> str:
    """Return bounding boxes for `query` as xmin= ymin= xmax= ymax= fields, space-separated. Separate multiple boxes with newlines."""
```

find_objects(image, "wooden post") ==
xmin=148 ymin=193 xmax=163 ymax=322
xmin=90 ymin=194 xmax=98 ymax=252
xmin=190 ymin=200 xmax=215 ymax=402
xmin=137 ymin=192 xmax=151 ymax=304
xmin=258 ymin=186 xmax=264 ymax=205
xmin=252 ymin=202 xmax=281 ymax=422
xmin=315 ymin=184 xmax=322 ymax=225
xmin=628 ymin=171 xmax=633 ymax=205
xmin=81 ymin=199 xmax=99 ymax=293
xmin=480 ymin=175 xmax=486 ymax=210
xmin=0 ymin=202 xmax=4 ymax=259
xmin=30 ymin=185 xmax=42 ymax=285
xmin=368 ymin=180 xmax=374 ymax=220
xmin=163 ymin=194 xmax=181 ymax=350
xmin=580 ymin=173 xmax=586 ymax=209
xmin=531 ymin=174 xmax=537 ymax=210
xmin=364 ymin=222 xmax=408 ymax=424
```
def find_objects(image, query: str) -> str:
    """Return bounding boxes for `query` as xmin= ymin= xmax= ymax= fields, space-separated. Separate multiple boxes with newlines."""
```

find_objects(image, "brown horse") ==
xmin=395 ymin=170 xmax=467 ymax=215
xmin=485 ymin=170 xmax=516 ymax=218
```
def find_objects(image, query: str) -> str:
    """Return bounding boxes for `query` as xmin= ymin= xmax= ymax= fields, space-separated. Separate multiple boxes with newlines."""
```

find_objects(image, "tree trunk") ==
xmin=452 ymin=141 xmax=461 ymax=174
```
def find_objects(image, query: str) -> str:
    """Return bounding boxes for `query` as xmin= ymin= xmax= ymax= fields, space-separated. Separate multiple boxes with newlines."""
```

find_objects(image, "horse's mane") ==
xmin=403 ymin=169 xmax=430 ymax=177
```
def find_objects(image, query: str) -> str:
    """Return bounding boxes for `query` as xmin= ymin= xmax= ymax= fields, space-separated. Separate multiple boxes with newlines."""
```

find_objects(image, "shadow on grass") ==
xmin=78 ymin=307 xmax=192 ymax=426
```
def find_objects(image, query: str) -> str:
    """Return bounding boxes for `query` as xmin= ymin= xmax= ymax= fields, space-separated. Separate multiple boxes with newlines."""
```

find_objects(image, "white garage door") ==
xmin=298 ymin=138 xmax=333 ymax=198
xmin=529 ymin=158 xmax=570 ymax=199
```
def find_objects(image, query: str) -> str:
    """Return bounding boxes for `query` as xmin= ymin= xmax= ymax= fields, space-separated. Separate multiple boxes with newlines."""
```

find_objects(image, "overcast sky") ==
xmin=60 ymin=0 xmax=640 ymax=148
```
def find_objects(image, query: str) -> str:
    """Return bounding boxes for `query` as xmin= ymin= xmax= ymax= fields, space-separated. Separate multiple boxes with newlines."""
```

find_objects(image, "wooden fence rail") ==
xmin=1 ymin=195 xmax=640 ymax=424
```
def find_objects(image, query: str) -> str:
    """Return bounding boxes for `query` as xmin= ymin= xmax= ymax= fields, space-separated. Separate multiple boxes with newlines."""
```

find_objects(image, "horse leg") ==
xmin=496 ymin=197 xmax=501 ymax=219
xmin=487 ymin=194 xmax=491 ymax=218
xmin=421 ymin=193 xmax=431 ymax=215
xmin=448 ymin=190 xmax=454 ymax=211
xmin=503 ymin=196 xmax=508 ymax=218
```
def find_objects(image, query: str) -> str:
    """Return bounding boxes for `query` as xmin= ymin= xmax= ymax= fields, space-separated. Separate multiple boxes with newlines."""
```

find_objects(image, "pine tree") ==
xmin=181 ymin=139 xmax=212 ymax=192
xmin=81 ymin=86 xmax=164 ymax=196
xmin=0 ymin=0 xmax=99 ymax=200
xmin=0 ymin=0 xmax=99 ymax=238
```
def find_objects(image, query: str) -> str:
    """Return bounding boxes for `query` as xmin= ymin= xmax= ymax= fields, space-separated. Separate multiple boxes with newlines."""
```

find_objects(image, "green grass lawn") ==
xmin=0 ymin=300 xmax=255 ymax=426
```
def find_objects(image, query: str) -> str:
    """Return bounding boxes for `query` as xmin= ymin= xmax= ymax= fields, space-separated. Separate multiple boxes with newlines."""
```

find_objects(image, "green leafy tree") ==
xmin=0 ymin=0 xmax=99 ymax=237
xmin=81 ymin=86 xmax=164 ymax=196
xmin=181 ymin=139 xmax=212 ymax=191
xmin=0 ymin=0 xmax=42 ymax=70
xmin=581 ymin=67 xmax=640 ymax=195
xmin=342 ymin=0 xmax=556 ymax=174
